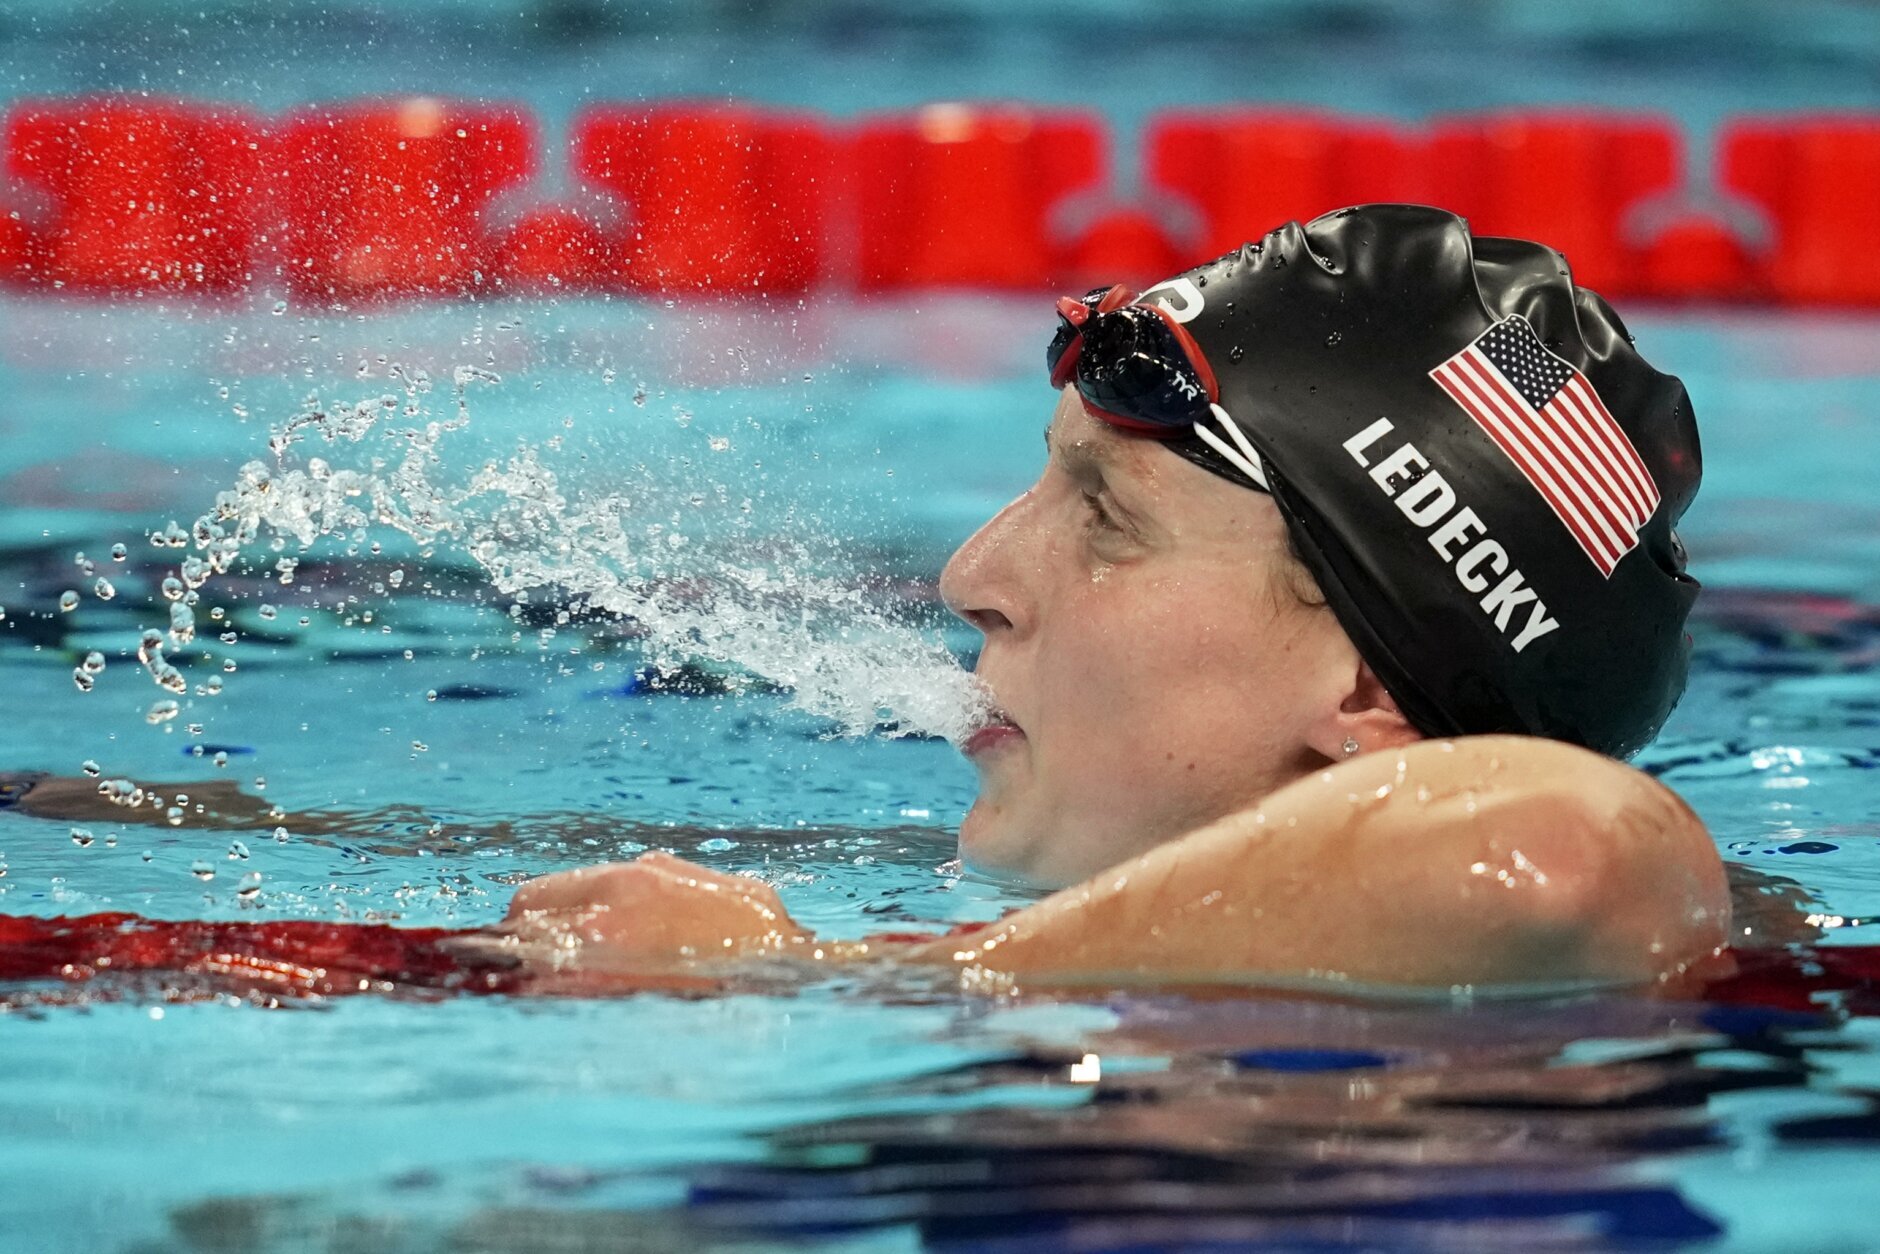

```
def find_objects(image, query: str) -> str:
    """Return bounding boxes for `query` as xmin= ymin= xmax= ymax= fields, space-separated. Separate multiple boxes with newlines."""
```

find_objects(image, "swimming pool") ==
xmin=1 ymin=286 xmax=1878 ymax=1251
xmin=5 ymin=1 xmax=1880 ymax=1248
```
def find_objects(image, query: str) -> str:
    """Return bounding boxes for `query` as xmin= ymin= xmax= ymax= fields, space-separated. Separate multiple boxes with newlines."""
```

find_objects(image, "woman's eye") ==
xmin=1081 ymin=491 xmax=1122 ymax=531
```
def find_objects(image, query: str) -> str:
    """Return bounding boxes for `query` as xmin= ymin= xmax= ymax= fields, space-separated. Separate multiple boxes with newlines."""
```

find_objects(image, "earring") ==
xmin=1342 ymin=737 xmax=1360 ymax=756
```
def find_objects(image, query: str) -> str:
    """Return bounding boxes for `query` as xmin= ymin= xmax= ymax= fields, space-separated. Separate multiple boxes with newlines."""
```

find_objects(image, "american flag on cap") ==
xmin=1430 ymin=315 xmax=1660 ymax=578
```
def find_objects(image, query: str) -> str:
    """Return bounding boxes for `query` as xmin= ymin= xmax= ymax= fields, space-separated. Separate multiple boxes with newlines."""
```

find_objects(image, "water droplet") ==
xmin=1228 ymin=346 xmax=1244 ymax=363
xmin=273 ymin=826 xmax=289 ymax=843
xmin=257 ymin=604 xmax=278 ymax=621
xmin=145 ymin=700 xmax=180 ymax=725
xmin=110 ymin=543 xmax=128 ymax=562
xmin=411 ymin=740 xmax=428 ymax=752
xmin=70 ymin=827 xmax=93 ymax=848
xmin=160 ymin=577 xmax=184 ymax=602
xmin=271 ymin=300 xmax=288 ymax=316
xmin=1325 ymin=331 xmax=1343 ymax=348
xmin=190 ymin=860 xmax=214 ymax=881
xmin=93 ymin=577 xmax=116 ymax=601
xmin=71 ymin=668 xmax=94 ymax=693
xmin=228 ymin=840 xmax=249 ymax=860
xmin=213 ymin=751 xmax=228 ymax=768
xmin=80 ymin=759 xmax=100 ymax=777
xmin=58 ymin=590 xmax=79 ymax=613
xmin=237 ymin=871 xmax=262 ymax=898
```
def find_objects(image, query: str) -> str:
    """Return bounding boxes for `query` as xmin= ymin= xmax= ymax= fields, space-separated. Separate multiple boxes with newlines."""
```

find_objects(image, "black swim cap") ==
xmin=1130 ymin=204 xmax=1700 ymax=758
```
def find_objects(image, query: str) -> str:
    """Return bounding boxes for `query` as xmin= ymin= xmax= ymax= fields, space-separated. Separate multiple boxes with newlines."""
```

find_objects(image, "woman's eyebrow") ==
xmin=1044 ymin=425 xmax=1119 ymax=480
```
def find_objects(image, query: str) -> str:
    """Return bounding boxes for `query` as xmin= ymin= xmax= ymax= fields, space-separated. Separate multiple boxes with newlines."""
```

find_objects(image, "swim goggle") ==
xmin=1045 ymin=283 xmax=1270 ymax=491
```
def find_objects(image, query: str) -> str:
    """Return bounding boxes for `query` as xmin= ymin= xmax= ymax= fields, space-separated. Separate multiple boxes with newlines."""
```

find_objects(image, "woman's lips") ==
xmin=962 ymin=720 xmax=1024 ymax=758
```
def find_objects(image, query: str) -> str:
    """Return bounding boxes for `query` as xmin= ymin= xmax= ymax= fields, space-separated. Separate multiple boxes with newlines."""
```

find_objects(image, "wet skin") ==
xmin=939 ymin=391 xmax=1419 ymax=888
xmin=488 ymin=736 xmax=1731 ymax=994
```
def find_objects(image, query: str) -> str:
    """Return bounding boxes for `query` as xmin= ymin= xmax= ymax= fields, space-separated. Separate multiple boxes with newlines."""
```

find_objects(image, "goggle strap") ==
xmin=1193 ymin=404 xmax=1270 ymax=490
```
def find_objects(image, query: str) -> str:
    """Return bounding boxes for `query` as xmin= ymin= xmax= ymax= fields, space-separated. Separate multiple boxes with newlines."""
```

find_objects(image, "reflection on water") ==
xmin=118 ymin=975 xmax=1880 ymax=1254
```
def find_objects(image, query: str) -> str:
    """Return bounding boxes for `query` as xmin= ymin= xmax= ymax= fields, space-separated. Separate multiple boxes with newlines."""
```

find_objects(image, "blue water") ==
xmin=0 ymin=291 xmax=1877 ymax=1252
xmin=5 ymin=3 xmax=1880 ymax=1250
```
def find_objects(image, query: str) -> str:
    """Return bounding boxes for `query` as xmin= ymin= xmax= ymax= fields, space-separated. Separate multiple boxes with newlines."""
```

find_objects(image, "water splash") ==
xmin=131 ymin=366 xmax=990 ymax=743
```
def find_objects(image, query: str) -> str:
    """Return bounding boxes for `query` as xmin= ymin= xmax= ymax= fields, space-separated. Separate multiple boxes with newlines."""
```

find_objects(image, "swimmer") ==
xmin=496 ymin=205 xmax=1730 ymax=993
xmin=4 ymin=206 xmax=1732 ymax=997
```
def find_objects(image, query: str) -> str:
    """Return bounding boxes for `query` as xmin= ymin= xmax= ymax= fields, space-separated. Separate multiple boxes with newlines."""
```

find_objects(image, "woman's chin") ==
xmin=957 ymin=799 xmax=1035 ymax=883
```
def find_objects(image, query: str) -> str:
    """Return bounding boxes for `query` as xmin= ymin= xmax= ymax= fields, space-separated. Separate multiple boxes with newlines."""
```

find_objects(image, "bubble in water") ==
xmin=273 ymin=826 xmax=289 ymax=843
xmin=237 ymin=871 xmax=262 ymax=899
xmin=71 ymin=668 xmax=94 ymax=693
xmin=93 ymin=577 xmax=116 ymax=601
xmin=165 ymin=806 xmax=184 ymax=826
xmin=70 ymin=827 xmax=93 ymax=848
xmin=58 ymin=590 xmax=78 ymax=613
xmin=80 ymin=759 xmax=100 ymax=777
xmin=190 ymin=860 xmax=214 ymax=881
xmin=168 ymin=602 xmax=195 ymax=646
xmin=271 ymin=300 xmax=288 ymax=316
xmin=110 ymin=543 xmax=128 ymax=562
xmin=160 ymin=577 xmax=184 ymax=602
xmin=145 ymin=700 xmax=180 ymax=725
xmin=81 ymin=651 xmax=105 ymax=676
xmin=228 ymin=840 xmax=249 ymax=860
xmin=257 ymin=604 xmax=278 ymax=621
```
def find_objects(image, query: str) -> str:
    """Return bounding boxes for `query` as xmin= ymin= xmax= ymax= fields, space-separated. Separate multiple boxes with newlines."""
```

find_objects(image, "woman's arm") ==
xmin=904 ymin=736 xmax=1731 ymax=992
xmin=496 ymin=736 xmax=1732 ymax=992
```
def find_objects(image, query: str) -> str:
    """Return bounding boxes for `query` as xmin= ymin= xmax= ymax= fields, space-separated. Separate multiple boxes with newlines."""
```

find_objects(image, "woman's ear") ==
xmin=1306 ymin=660 xmax=1421 ymax=761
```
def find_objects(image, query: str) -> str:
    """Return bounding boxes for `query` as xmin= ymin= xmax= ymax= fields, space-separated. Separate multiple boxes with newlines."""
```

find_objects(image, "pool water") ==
xmin=0 ymin=292 xmax=1877 ymax=1252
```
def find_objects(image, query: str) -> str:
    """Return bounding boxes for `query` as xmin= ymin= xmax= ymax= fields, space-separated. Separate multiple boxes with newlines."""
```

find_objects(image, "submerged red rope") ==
xmin=4 ymin=911 xmax=1880 ymax=1012
xmin=0 ymin=911 xmax=526 ymax=1002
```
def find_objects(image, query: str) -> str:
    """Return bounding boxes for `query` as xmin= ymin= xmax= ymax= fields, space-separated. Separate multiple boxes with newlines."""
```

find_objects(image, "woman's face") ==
xmin=940 ymin=390 xmax=1368 ymax=888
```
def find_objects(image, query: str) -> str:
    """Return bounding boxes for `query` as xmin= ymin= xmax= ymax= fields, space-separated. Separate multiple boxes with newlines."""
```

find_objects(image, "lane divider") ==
xmin=0 ymin=95 xmax=1869 ymax=304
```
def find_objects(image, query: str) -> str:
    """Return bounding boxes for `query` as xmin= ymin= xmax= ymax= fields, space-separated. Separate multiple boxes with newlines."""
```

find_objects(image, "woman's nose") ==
xmin=940 ymin=492 xmax=1034 ymax=638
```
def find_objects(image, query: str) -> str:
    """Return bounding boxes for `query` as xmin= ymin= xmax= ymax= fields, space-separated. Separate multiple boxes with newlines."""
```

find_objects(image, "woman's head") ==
xmin=944 ymin=205 xmax=1703 ymax=887
xmin=940 ymin=389 xmax=1418 ymax=887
